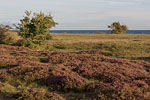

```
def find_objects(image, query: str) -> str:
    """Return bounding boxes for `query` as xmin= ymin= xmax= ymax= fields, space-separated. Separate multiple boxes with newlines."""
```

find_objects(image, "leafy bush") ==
xmin=14 ymin=11 xmax=57 ymax=40
xmin=15 ymin=34 xmax=52 ymax=48
xmin=16 ymin=39 xmax=35 ymax=48
xmin=108 ymin=22 xmax=128 ymax=34
xmin=0 ymin=25 xmax=19 ymax=44
xmin=33 ymin=33 xmax=53 ymax=45
xmin=34 ymin=33 xmax=52 ymax=40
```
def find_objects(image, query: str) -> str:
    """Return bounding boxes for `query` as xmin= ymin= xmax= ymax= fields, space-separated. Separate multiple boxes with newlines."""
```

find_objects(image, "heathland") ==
xmin=0 ymin=33 xmax=150 ymax=100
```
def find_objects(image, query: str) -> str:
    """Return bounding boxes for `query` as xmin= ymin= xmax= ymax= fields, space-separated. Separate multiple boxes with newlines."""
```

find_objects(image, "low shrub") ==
xmin=86 ymin=82 xmax=146 ymax=100
xmin=15 ymin=33 xmax=52 ymax=48
xmin=0 ymin=46 xmax=150 ymax=100
xmin=33 ymin=33 xmax=52 ymax=45
xmin=17 ymin=89 xmax=64 ymax=100
xmin=16 ymin=39 xmax=36 ymax=48
xmin=42 ymin=74 xmax=87 ymax=92
xmin=53 ymin=42 xmax=66 ymax=49
xmin=34 ymin=33 xmax=52 ymax=40
xmin=0 ymin=25 xmax=20 ymax=44
xmin=0 ymin=62 xmax=8 ymax=69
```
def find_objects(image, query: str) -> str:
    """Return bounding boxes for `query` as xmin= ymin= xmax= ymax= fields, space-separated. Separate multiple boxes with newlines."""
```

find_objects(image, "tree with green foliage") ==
xmin=14 ymin=10 xmax=57 ymax=40
xmin=108 ymin=22 xmax=128 ymax=34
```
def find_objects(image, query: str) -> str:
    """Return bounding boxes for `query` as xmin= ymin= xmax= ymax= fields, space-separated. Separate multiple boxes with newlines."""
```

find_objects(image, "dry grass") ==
xmin=37 ymin=33 xmax=150 ymax=61
xmin=50 ymin=33 xmax=150 ymax=43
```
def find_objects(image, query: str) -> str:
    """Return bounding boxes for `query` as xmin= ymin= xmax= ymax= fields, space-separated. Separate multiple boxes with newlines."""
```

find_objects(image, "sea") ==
xmin=49 ymin=30 xmax=150 ymax=34
xmin=12 ymin=30 xmax=150 ymax=34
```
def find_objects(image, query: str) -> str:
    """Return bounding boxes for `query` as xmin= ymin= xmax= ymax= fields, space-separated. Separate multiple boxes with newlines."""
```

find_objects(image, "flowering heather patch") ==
xmin=40 ymin=70 xmax=88 ymax=92
xmin=0 ymin=45 xmax=150 ymax=100
xmin=17 ymin=89 xmax=64 ymax=100
xmin=0 ymin=44 xmax=30 ymax=52
xmin=0 ymin=54 xmax=17 ymax=66
xmin=86 ymin=81 xmax=150 ymax=100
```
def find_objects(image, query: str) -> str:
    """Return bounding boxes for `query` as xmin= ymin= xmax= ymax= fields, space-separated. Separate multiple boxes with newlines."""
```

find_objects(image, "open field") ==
xmin=41 ymin=33 xmax=150 ymax=61
xmin=0 ymin=33 xmax=150 ymax=100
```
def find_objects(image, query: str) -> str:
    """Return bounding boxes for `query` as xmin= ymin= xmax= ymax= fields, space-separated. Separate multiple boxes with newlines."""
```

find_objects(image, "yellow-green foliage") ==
xmin=14 ymin=10 xmax=57 ymax=40
xmin=0 ymin=25 xmax=20 ymax=44
xmin=108 ymin=22 xmax=128 ymax=34
xmin=16 ymin=39 xmax=36 ymax=48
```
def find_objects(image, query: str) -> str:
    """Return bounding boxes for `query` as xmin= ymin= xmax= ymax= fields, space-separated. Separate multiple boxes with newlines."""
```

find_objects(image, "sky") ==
xmin=0 ymin=0 xmax=150 ymax=30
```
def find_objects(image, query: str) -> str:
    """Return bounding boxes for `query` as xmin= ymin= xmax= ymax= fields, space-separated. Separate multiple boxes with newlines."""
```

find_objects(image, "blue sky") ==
xmin=0 ymin=0 xmax=150 ymax=30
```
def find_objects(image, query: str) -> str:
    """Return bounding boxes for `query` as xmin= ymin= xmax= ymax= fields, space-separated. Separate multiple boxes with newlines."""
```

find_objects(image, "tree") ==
xmin=108 ymin=22 xmax=128 ymax=34
xmin=14 ymin=10 xmax=57 ymax=40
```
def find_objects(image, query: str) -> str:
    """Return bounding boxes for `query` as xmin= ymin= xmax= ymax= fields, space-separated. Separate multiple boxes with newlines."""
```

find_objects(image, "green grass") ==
xmin=35 ymin=33 xmax=150 ymax=61
xmin=11 ymin=32 xmax=150 ymax=61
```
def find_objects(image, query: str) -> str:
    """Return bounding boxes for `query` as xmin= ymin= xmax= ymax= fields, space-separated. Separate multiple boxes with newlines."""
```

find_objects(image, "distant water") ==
xmin=50 ymin=30 xmax=150 ymax=34
xmin=12 ymin=30 xmax=150 ymax=34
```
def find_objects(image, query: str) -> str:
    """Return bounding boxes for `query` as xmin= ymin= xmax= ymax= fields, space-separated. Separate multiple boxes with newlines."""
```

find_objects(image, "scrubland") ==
xmin=0 ymin=33 xmax=150 ymax=100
